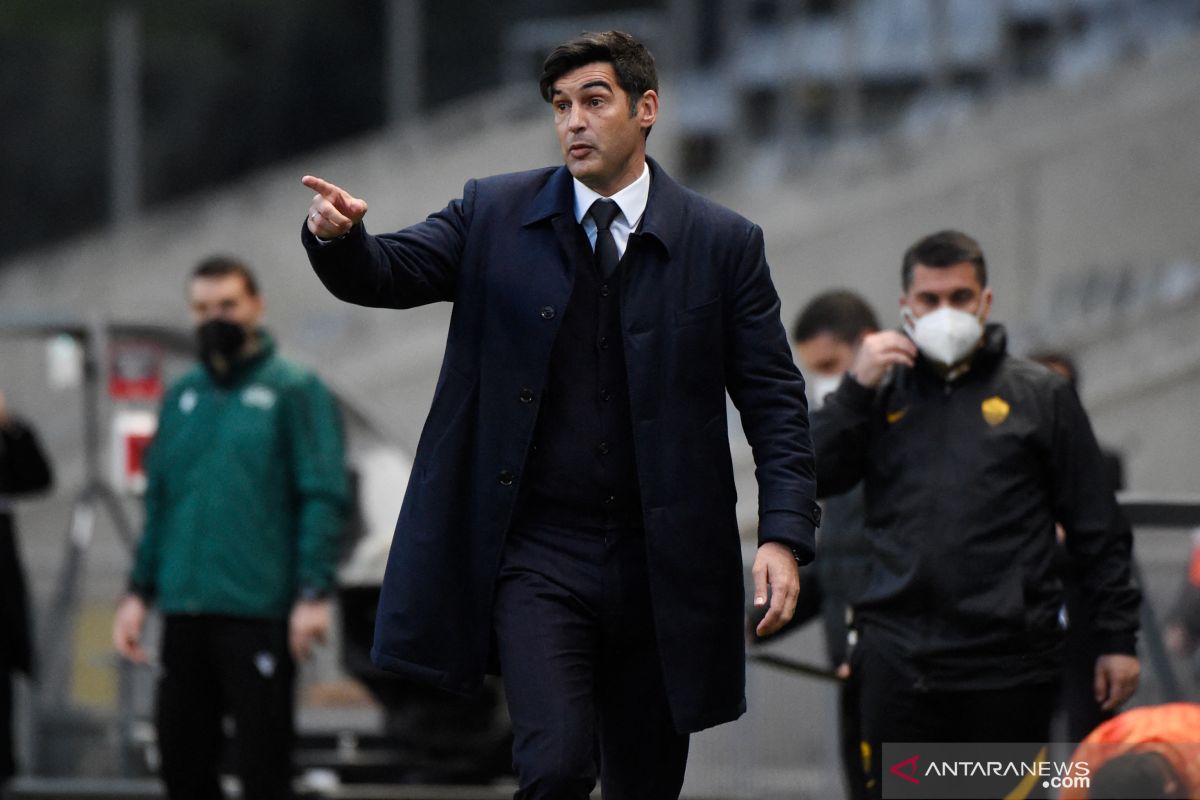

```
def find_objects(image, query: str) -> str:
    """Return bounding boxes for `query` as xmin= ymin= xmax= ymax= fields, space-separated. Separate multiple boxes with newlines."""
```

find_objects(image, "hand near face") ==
xmin=849 ymin=331 xmax=917 ymax=388
xmin=302 ymin=176 xmax=368 ymax=239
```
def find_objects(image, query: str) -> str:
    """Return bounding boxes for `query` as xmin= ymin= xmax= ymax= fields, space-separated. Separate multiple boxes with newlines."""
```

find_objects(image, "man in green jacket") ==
xmin=112 ymin=256 xmax=348 ymax=800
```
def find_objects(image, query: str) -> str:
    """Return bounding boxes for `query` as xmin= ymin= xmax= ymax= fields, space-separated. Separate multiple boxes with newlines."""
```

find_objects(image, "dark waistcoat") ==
xmin=515 ymin=224 xmax=642 ymax=530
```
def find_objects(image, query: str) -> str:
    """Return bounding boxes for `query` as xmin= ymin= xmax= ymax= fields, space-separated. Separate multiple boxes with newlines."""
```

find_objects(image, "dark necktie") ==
xmin=589 ymin=198 xmax=621 ymax=278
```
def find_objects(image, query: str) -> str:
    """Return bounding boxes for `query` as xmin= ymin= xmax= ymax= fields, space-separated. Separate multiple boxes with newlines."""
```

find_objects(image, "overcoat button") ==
xmin=540 ymin=306 xmax=556 ymax=320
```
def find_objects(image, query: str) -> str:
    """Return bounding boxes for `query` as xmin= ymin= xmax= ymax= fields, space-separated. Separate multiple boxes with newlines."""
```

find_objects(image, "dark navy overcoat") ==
xmin=303 ymin=158 xmax=819 ymax=733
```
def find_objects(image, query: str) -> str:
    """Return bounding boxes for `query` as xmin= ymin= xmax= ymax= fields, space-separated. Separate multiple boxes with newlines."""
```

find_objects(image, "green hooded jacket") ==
xmin=129 ymin=332 xmax=348 ymax=618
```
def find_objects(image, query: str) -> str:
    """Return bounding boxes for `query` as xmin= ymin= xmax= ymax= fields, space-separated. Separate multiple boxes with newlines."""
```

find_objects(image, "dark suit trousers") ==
xmin=492 ymin=522 xmax=689 ymax=800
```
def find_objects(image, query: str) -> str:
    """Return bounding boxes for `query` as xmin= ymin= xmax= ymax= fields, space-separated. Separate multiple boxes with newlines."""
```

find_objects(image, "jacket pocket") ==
xmin=674 ymin=296 xmax=721 ymax=327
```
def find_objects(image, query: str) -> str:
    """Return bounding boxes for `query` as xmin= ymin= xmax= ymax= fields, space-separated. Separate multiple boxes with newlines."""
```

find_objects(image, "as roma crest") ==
xmin=981 ymin=396 xmax=1010 ymax=427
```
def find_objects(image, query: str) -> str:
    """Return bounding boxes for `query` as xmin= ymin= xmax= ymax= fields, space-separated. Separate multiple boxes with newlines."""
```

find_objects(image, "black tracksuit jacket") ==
xmin=812 ymin=325 xmax=1140 ymax=690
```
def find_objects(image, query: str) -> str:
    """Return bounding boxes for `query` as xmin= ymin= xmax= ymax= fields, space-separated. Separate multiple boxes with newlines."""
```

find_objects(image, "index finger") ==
xmin=301 ymin=175 xmax=343 ymax=200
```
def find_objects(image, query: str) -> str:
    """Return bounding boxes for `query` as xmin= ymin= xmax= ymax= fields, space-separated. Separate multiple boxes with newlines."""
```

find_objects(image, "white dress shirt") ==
xmin=572 ymin=162 xmax=651 ymax=261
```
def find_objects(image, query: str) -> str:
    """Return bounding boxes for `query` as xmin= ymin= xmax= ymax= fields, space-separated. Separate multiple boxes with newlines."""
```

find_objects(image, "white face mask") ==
xmin=807 ymin=373 xmax=843 ymax=410
xmin=902 ymin=306 xmax=984 ymax=367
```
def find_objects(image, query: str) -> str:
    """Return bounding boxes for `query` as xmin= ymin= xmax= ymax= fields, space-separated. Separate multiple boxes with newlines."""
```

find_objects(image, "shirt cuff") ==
xmin=758 ymin=508 xmax=819 ymax=565
xmin=301 ymin=220 xmax=353 ymax=247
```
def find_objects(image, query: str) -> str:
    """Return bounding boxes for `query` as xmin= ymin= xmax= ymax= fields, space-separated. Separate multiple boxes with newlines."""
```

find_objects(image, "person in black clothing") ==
xmin=811 ymin=231 xmax=1141 ymax=800
xmin=753 ymin=290 xmax=879 ymax=800
xmin=0 ymin=390 xmax=54 ymax=785
xmin=1165 ymin=531 xmax=1200 ymax=688
xmin=1030 ymin=350 xmax=1128 ymax=742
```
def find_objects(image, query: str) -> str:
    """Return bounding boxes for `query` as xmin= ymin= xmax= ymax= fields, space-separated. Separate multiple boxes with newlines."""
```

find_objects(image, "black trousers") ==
xmin=1058 ymin=576 xmax=1112 ymax=741
xmin=492 ymin=522 xmax=689 ymax=800
xmin=838 ymin=669 xmax=867 ymax=800
xmin=855 ymin=630 xmax=1056 ymax=800
xmin=156 ymin=615 xmax=295 ymax=800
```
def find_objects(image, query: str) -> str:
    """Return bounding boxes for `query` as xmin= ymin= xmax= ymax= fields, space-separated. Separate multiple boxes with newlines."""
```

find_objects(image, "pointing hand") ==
xmin=302 ymin=175 xmax=368 ymax=239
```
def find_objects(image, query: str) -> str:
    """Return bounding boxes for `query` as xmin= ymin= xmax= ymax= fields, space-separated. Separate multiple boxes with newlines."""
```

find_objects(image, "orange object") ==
xmin=1061 ymin=703 xmax=1200 ymax=799
xmin=1188 ymin=539 xmax=1200 ymax=588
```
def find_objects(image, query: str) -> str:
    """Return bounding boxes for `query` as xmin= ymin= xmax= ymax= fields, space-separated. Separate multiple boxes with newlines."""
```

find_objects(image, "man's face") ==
xmin=188 ymin=274 xmax=263 ymax=331
xmin=901 ymin=261 xmax=992 ymax=321
xmin=795 ymin=332 xmax=857 ymax=377
xmin=551 ymin=61 xmax=658 ymax=196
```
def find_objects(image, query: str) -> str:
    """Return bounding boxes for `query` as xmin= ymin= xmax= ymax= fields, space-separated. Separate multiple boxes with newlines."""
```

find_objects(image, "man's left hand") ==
xmin=1094 ymin=653 xmax=1140 ymax=711
xmin=752 ymin=542 xmax=801 ymax=637
xmin=289 ymin=599 xmax=331 ymax=661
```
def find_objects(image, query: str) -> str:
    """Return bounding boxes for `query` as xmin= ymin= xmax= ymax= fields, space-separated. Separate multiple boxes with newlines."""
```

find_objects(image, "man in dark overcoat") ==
xmin=300 ymin=31 xmax=819 ymax=799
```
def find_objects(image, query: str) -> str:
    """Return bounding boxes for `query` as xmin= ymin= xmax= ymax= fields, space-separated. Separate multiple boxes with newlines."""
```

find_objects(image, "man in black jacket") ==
xmin=756 ymin=290 xmax=879 ymax=800
xmin=0 ymin=390 xmax=54 ymax=785
xmin=812 ymin=231 xmax=1140 ymax=799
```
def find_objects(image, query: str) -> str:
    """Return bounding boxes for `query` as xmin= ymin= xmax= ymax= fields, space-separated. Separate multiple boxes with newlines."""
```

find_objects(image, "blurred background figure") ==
xmin=794 ymin=290 xmax=881 ymax=414
xmin=0 ymin=391 xmax=53 ymax=787
xmin=1030 ymin=350 xmax=1128 ymax=742
xmin=1028 ymin=352 xmax=1125 ymax=495
xmin=1061 ymin=702 xmax=1200 ymax=800
xmin=1089 ymin=751 xmax=1189 ymax=800
xmin=752 ymin=289 xmax=879 ymax=800
xmin=1165 ymin=530 xmax=1200 ymax=688
xmin=111 ymin=257 xmax=348 ymax=800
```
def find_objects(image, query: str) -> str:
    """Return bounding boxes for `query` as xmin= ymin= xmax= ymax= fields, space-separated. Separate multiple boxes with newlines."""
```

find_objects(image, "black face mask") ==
xmin=196 ymin=319 xmax=247 ymax=381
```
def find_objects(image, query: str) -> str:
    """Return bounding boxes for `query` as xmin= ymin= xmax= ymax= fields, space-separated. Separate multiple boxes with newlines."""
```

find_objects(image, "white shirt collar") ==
xmin=572 ymin=162 xmax=651 ymax=230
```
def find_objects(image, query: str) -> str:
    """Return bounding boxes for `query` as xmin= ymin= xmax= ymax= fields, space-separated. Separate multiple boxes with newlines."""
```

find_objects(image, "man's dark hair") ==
xmin=1029 ymin=350 xmax=1080 ymax=389
xmin=791 ymin=290 xmax=880 ymax=345
xmin=1090 ymin=751 xmax=1187 ymax=800
xmin=190 ymin=255 xmax=260 ymax=297
xmin=901 ymin=230 xmax=987 ymax=291
xmin=539 ymin=30 xmax=658 ymax=127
